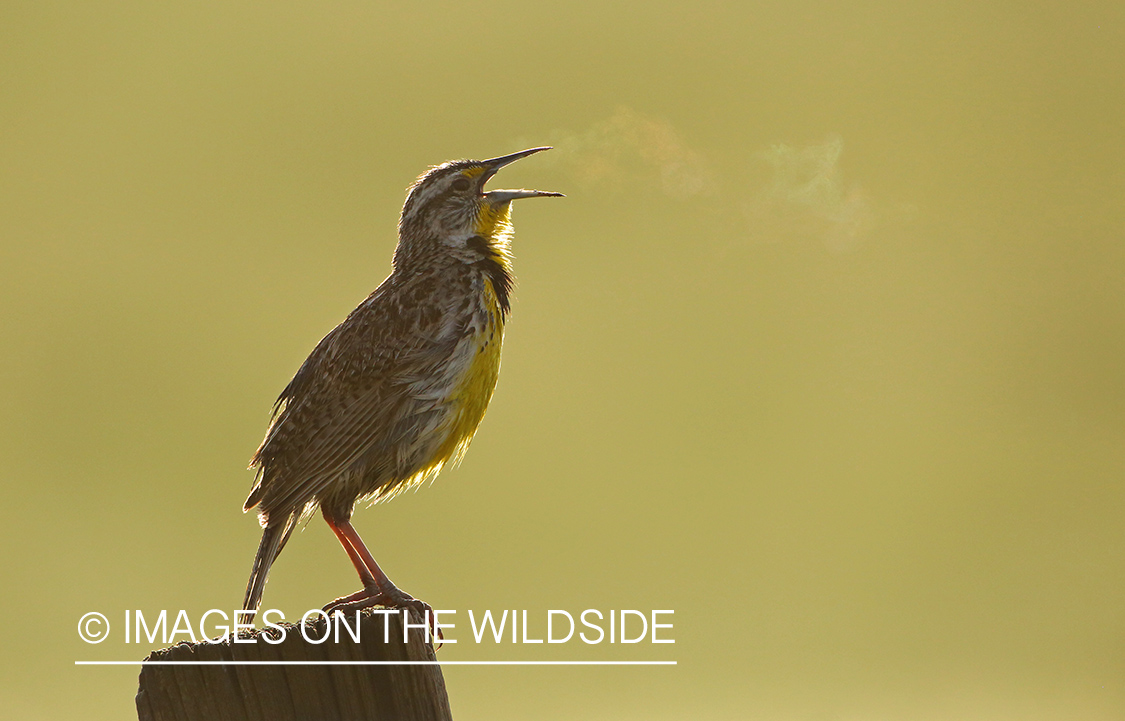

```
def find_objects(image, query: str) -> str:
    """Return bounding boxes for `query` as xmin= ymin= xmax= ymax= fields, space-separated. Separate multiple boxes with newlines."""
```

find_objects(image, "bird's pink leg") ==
xmin=331 ymin=518 xmax=396 ymax=591
xmin=321 ymin=515 xmax=439 ymax=642
xmin=323 ymin=517 xmax=379 ymax=605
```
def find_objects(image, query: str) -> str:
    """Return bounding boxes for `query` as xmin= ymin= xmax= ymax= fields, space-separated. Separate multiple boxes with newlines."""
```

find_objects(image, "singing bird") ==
xmin=242 ymin=148 xmax=562 ymax=615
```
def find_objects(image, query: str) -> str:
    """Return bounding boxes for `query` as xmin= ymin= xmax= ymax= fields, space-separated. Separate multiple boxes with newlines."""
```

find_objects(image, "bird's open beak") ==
xmin=481 ymin=146 xmax=565 ymax=202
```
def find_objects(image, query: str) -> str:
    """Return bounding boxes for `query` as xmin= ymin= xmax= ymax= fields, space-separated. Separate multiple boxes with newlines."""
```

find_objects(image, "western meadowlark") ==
xmin=242 ymin=147 xmax=562 ymax=616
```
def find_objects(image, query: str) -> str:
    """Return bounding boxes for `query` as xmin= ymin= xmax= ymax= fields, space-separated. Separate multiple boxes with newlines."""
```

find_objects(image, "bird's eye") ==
xmin=451 ymin=177 xmax=472 ymax=192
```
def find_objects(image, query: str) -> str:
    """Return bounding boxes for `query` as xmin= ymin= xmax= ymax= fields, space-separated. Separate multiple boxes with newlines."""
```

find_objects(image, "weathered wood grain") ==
xmin=136 ymin=609 xmax=451 ymax=721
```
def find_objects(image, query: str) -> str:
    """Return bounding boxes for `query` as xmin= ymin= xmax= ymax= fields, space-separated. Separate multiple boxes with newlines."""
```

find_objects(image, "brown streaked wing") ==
xmin=253 ymin=378 xmax=409 ymax=514
xmin=251 ymin=301 xmax=460 ymax=514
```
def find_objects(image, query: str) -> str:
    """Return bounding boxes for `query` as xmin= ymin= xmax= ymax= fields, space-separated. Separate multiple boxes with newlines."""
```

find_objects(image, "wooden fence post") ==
xmin=135 ymin=608 xmax=452 ymax=721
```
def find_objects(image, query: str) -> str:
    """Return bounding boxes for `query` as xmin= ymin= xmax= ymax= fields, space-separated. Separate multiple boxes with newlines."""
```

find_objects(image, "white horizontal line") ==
xmin=76 ymin=660 xmax=676 ymax=666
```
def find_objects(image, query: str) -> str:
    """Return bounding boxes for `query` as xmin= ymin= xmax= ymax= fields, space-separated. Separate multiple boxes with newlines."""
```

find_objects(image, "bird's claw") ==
xmin=322 ymin=587 xmax=443 ymax=648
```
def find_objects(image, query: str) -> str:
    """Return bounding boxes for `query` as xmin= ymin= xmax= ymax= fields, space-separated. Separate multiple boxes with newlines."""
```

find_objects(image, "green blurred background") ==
xmin=3 ymin=1 xmax=1123 ymax=719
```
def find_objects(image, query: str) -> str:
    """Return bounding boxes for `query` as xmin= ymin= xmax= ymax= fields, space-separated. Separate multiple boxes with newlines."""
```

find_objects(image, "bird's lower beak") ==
xmin=480 ymin=146 xmax=564 ymax=202
xmin=485 ymin=188 xmax=565 ymax=202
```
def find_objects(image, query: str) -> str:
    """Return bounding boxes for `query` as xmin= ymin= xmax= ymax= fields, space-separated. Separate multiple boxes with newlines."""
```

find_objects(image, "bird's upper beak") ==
xmin=481 ymin=147 xmax=565 ymax=202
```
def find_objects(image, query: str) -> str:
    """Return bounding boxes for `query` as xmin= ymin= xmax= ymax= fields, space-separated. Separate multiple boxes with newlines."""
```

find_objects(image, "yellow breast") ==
xmin=433 ymin=278 xmax=505 ymax=466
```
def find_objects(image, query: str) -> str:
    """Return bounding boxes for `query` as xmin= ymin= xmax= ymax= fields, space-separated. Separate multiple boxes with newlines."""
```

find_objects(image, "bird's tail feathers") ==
xmin=242 ymin=514 xmax=298 ymax=612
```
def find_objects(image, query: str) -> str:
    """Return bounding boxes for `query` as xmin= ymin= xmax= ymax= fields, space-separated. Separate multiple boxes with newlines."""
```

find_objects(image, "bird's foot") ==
xmin=322 ymin=586 xmax=442 ymax=646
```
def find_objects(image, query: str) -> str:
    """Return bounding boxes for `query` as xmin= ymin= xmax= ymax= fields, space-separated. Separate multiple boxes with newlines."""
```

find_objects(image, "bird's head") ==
xmin=397 ymin=147 xmax=562 ymax=262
